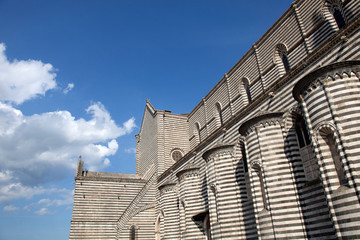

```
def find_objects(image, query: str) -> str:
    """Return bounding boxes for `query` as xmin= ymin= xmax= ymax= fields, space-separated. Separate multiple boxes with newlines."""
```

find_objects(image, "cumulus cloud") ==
xmin=0 ymin=43 xmax=57 ymax=104
xmin=125 ymin=148 xmax=136 ymax=154
xmin=0 ymin=43 xmax=137 ymax=207
xmin=35 ymin=207 xmax=53 ymax=216
xmin=0 ymin=101 xmax=136 ymax=181
xmin=63 ymin=83 xmax=74 ymax=94
xmin=3 ymin=205 xmax=19 ymax=212
xmin=0 ymin=102 xmax=136 ymax=202
xmin=38 ymin=191 xmax=73 ymax=207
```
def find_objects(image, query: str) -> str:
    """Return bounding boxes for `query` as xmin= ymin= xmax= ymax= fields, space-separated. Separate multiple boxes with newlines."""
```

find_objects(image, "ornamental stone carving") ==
xmin=202 ymin=143 xmax=235 ymax=162
xmin=293 ymin=61 xmax=360 ymax=102
xmin=176 ymin=165 xmax=200 ymax=182
xmin=158 ymin=181 xmax=177 ymax=194
xmin=239 ymin=112 xmax=284 ymax=136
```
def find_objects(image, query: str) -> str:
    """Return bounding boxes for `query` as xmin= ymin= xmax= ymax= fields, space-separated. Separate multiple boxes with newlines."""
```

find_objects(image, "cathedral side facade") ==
xmin=70 ymin=0 xmax=360 ymax=239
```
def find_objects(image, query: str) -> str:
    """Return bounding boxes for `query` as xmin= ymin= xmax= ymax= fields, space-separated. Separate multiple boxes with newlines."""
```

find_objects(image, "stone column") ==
xmin=158 ymin=181 xmax=180 ymax=239
xmin=176 ymin=165 xmax=204 ymax=240
xmin=239 ymin=112 xmax=306 ymax=239
xmin=293 ymin=61 xmax=360 ymax=239
xmin=203 ymin=143 xmax=243 ymax=239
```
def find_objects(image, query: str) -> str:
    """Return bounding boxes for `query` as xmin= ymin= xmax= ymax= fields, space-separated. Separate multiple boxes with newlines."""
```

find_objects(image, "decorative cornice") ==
xmin=75 ymin=176 xmax=146 ymax=183
xmin=176 ymin=164 xmax=200 ymax=181
xmin=202 ymin=143 xmax=234 ymax=161
xmin=158 ymin=181 xmax=177 ymax=193
xmin=239 ymin=112 xmax=284 ymax=136
xmin=293 ymin=61 xmax=360 ymax=102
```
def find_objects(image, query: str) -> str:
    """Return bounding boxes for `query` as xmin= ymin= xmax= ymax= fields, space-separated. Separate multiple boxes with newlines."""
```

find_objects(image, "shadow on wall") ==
xmin=283 ymin=119 xmax=337 ymax=239
xmin=235 ymin=146 xmax=258 ymax=239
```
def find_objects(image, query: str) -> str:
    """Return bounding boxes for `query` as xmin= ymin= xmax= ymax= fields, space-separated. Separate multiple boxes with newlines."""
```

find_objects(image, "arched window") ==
xmin=319 ymin=128 xmax=347 ymax=186
xmin=241 ymin=78 xmax=252 ymax=104
xmin=252 ymin=164 xmax=267 ymax=210
xmin=324 ymin=0 xmax=346 ymax=30
xmin=295 ymin=116 xmax=318 ymax=181
xmin=275 ymin=44 xmax=290 ymax=75
xmin=215 ymin=102 xmax=223 ymax=126
xmin=295 ymin=117 xmax=311 ymax=148
xmin=323 ymin=0 xmax=346 ymax=29
xmin=130 ymin=225 xmax=136 ymax=240
xmin=195 ymin=122 xmax=201 ymax=143
xmin=332 ymin=8 xmax=345 ymax=29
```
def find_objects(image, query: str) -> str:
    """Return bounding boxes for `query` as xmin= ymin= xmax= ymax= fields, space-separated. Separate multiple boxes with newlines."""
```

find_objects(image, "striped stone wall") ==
xmin=69 ymin=162 xmax=146 ymax=240
xmin=157 ymin=0 xmax=360 ymax=239
xmin=294 ymin=61 xmax=360 ymax=239
xmin=136 ymin=102 xmax=158 ymax=176
xmin=70 ymin=0 xmax=360 ymax=239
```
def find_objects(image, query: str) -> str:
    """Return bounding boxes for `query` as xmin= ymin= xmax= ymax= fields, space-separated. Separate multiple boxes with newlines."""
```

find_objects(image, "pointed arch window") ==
xmin=215 ymin=102 xmax=223 ymax=126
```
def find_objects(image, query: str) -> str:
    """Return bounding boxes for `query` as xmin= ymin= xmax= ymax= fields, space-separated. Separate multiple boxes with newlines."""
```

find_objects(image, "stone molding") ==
xmin=239 ymin=112 xmax=284 ymax=136
xmin=202 ymin=143 xmax=235 ymax=162
xmin=293 ymin=61 xmax=360 ymax=102
xmin=176 ymin=165 xmax=200 ymax=181
xmin=158 ymin=181 xmax=177 ymax=194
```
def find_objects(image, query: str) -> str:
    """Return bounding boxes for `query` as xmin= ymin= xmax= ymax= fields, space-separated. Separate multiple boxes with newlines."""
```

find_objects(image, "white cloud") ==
xmin=0 ymin=43 xmax=137 ymax=207
xmin=124 ymin=148 xmax=136 ymax=154
xmin=0 ymin=43 xmax=57 ymax=104
xmin=35 ymin=207 xmax=53 ymax=216
xmin=63 ymin=83 xmax=74 ymax=94
xmin=0 ymin=102 xmax=136 ymax=202
xmin=3 ymin=205 xmax=19 ymax=212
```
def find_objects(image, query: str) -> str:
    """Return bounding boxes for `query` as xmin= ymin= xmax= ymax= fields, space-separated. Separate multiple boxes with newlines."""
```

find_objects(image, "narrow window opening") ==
xmin=295 ymin=116 xmax=318 ymax=181
xmin=295 ymin=117 xmax=311 ymax=148
xmin=275 ymin=44 xmax=290 ymax=75
xmin=324 ymin=134 xmax=347 ymax=186
xmin=241 ymin=144 xmax=248 ymax=173
xmin=195 ymin=123 xmax=201 ymax=143
xmin=241 ymin=78 xmax=252 ymax=103
xmin=215 ymin=103 xmax=223 ymax=126
xmin=130 ymin=226 xmax=136 ymax=240
xmin=281 ymin=52 xmax=290 ymax=73
xmin=333 ymin=8 xmax=345 ymax=29
xmin=253 ymin=164 xmax=267 ymax=210
xmin=245 ymin=83 xmax=252 ymax=103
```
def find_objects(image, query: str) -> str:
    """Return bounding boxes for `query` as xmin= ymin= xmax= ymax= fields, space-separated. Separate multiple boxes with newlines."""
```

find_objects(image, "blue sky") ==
xmin=0 ymin=1 xmax=291 ymax=239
